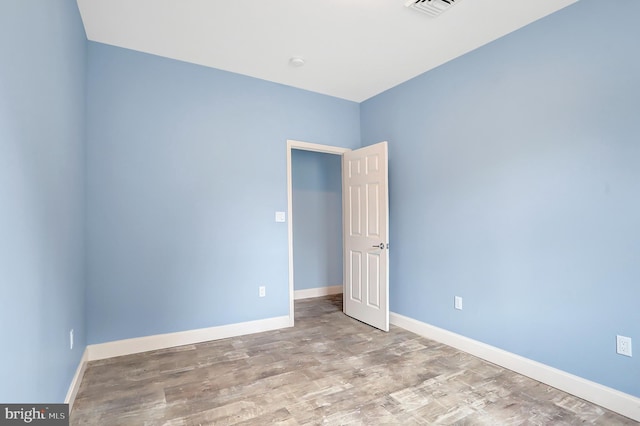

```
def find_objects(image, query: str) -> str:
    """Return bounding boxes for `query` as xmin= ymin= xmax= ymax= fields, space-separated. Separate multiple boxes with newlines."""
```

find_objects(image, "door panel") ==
xmin=367 ymin=252 xmax=380 ymax=308
xmin=367 ymin=183 xmax=380 ymax=237
xmin=350 ymin=251 xmax=362 ymax=302
xmin=343 ymin=141 xmax=389 ymax=331
xmin=349 ymin=186 xmax=362 ymax=236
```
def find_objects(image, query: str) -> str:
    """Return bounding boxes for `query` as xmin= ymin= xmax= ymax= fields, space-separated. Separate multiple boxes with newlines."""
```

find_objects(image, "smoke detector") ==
xmin=405 ymin=0 xmax=461 ymax=18
xmin=289 ymin=57 xmax=305 ymax=68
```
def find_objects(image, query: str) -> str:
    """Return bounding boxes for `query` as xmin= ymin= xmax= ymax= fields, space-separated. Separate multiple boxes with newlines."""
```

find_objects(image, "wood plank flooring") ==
xmin=71 ymin=295 xmax=638 ymax=425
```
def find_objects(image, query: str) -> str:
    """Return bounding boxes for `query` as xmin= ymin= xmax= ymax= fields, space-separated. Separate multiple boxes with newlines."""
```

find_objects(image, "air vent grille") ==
xmin=405 ymin=0 xmax=461 ymax=18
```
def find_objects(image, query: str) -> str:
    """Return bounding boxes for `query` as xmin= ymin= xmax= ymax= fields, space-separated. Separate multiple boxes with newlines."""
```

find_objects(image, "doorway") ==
xmin=286 ymin=140 xmax=350 ymax=326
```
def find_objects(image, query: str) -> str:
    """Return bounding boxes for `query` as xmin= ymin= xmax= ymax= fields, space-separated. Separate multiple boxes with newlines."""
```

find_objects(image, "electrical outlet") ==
xmin=70 ymin=329 xmax=74 ymax=350
xmin=616 ymin=335 xmax=632 ymax=357
xmin=259 ymin=286 xmax=266 ymax=298
xmin=454 ymin=296 xmax=463 ymax=310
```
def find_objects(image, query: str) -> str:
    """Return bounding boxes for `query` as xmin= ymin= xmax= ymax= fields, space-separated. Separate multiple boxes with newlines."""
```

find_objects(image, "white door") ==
xmin=343 ymin=141 xmax=389 ymax=331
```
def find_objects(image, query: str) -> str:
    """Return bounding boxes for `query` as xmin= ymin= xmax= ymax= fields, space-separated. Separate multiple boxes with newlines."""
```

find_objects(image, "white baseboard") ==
xmin=86 ymin=315 xmax=291 ymax=361
xmin=294 ymin=285 xmax=343 ymax=300
xmin=65 ymin=348 xmax=88 ymax=410
xmin=390 ymin=312 xmax=640 ymax=422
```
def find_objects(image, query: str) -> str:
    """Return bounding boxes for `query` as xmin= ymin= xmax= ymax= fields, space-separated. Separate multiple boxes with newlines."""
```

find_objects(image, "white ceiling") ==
xmin=77 ymin=0 xmax=578 ymax=103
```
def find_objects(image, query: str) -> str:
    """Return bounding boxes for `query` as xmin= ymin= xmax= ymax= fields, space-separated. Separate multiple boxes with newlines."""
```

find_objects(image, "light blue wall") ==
xmin=0 ymin=0 xmax=86 ymax=402
xmin=86 ymin=43 xmax=360 ymax=344
xmin=292 ymin=150 xmax=343 ymax=291
xmin=361 ymin=0 xmax=640 ymax=397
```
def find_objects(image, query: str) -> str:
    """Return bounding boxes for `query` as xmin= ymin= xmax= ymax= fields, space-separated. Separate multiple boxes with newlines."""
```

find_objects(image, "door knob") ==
xmin=372 ymin=243 xmax=385 ymax=249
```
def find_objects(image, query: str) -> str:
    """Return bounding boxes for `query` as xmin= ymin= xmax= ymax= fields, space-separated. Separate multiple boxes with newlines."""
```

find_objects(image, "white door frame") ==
xmin=286 ymin=140 xmax=351 ymax=326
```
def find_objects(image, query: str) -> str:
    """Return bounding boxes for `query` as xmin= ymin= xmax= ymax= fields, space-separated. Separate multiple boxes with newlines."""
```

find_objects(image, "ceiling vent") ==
xmin=405 ymin=0 xmax=461 ymax=18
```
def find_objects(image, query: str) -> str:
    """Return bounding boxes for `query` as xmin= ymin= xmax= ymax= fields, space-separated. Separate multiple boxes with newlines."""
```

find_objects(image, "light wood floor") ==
xmin=71 ymin=295 xmax=637 ymax=425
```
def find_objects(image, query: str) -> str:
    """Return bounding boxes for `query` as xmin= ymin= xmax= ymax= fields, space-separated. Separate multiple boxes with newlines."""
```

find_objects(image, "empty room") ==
xmin=1 ymin=0 xmax=638 ymax=424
